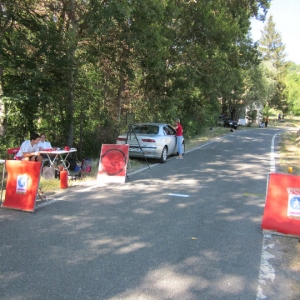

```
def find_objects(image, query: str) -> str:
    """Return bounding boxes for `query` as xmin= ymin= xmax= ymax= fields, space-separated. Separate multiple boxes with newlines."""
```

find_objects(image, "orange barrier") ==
xmin=2 ymin=160 xmax=42 ymax=213
xmin=97 ymin=144 xmax=129 ymax=184
xmin=262 ymin=173 xmax=300 ymax=237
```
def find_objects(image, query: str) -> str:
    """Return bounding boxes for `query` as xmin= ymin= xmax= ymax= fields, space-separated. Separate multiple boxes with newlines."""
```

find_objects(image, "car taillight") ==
xmin=141 ymin=139 xmax=156 ymax=142
xmin=117 ymin=137 xmax=127 ymax=141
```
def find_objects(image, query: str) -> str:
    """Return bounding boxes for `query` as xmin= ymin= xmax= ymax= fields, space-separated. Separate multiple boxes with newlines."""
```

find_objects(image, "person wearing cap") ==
xmin=15 ymin=133 xmax=43 ymax=162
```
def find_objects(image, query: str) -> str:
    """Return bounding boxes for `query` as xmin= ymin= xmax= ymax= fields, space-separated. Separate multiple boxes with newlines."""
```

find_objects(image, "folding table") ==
xmin=40 ymin=149 xmax=77 ymax=175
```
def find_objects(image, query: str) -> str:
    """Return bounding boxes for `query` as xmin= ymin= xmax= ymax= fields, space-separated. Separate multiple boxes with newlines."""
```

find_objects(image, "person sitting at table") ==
xmin=38 ymin=132 xmax=56 ymax=163
xmin=15 ymin=133 xmax=43 ymax=162
xmin=38 ymin=133 xmax=52 ymax=150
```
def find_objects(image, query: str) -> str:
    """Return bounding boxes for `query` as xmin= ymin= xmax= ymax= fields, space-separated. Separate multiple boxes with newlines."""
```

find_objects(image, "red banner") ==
xmin=2 ymin=160 xmax=42 ymax=213
xmin=97 ymin=144 xmax=129 ymax=184
xmin=262 ymin=173 xmax=300 ymax=237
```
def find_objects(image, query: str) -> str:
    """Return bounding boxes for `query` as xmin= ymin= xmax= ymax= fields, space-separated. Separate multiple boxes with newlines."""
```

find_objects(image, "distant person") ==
xmin=15 ymin=133 xmax=43 ymax=162
xmin=38 ymin=133 xmax=52 ymax=150
xmin=265 ymin=116 xmax=269 ymax=128
xmin=278 ymin=113 xmax=282 ymax=120
xmin=170 ymin=118 xmax=183 ymax=159
xmin=259 ymin=119 xmax=265 ymax=128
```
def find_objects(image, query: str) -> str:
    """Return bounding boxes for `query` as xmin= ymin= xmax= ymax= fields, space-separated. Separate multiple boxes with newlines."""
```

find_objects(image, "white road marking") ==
xmin=256 ymin=235 xmax=276 ymax=300
xmin=168 ymin=193 xmax=189 ymax=197
xmin=185 ymin=139 xmax=219 ymax=154
xmin=36 ymin=199 xmax=60 ymax=209
xmin=256 ymin=133 xmax=279 ymax=300
xmin=270 ymin=133 xmax=279 ymax=173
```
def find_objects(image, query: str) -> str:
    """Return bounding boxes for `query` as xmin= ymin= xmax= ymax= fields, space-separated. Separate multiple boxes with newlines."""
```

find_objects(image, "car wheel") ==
xmin=159 ymin=146 xmax=168 ymax=163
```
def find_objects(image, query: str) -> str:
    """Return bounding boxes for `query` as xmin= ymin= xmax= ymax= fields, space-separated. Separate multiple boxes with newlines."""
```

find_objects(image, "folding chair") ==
xmin=81 ymin=158 xmax=92 ymax=173
xmin=68 ymin=158 xmax=92 ymax=180
xmin=7 ymin=147 xmax=20 ymax=160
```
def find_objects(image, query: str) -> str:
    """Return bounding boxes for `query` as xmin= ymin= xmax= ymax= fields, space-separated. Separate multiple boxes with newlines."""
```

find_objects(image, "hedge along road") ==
xmin=0 ymin=127 xmax=291 ymax=300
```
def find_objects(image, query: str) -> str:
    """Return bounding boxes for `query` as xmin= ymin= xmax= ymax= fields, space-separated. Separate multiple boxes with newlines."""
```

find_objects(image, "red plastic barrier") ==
xmin=262 ymin=173 xmax=300 ymax=237
xmin=60 ymin=170 xmax=68 ymax=189
xmin=2 ymin=160 xmax=42 ymax=212
xmin=97 ymin=144 xmax=129 ymax=184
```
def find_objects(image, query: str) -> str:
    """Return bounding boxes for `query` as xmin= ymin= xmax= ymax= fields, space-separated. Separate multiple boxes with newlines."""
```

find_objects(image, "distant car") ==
xmin=223 ymin=118 xmax=238 ymax=129
xmin=116 ymin=123 xmax=185 ymax=163
xmin=218 ymin=116 xmax=238 ymax=129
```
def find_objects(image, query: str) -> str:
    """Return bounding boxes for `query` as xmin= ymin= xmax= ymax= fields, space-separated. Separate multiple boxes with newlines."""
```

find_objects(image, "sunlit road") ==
xmin=0 ymin=128 xmax=285 ymax=299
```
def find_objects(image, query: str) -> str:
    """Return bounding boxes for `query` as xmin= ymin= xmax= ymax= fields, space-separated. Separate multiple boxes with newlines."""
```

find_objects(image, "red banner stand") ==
xmin=97 ymin=144 xmax=129 ymax=184
xmin=2 ymin=160 xmax=42 ymax=213
xmin=262 ymin=173 xmax=300 ymax=237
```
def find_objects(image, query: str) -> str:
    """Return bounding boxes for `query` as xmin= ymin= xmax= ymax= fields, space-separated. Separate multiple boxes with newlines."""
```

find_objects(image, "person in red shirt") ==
xmin=265 ymin=116 xmax=269 ymax=128
xmin=173 ymin=118 xmax=183 ymax=159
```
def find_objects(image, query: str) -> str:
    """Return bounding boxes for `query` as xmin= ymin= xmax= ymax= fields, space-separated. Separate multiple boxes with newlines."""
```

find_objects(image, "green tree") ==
xmin=0 ymin=0 xmax=273 ymax=157
xmin=258 ymin=15 xmax=289 ymax=113
xmin=286 ymin=63 xmax=300 ymax=115
xmin=0 ymin=0 xmax=53 ymax=142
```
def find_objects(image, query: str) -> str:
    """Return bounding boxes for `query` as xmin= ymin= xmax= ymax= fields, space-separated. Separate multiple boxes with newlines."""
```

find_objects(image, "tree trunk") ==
xmin=0 ymin=53 xmax=6 ymax=136
xmin=78 ymin=111 xmax=84 ymax=159
xmin=117 ymin=74 xmax=126 ymax=123
xmin=65 ymin=0 xmax=77 ymax=147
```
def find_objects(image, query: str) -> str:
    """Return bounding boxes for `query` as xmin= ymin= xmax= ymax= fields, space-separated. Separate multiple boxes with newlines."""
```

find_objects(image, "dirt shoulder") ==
xmin=273 ymin=130 xmax=300 ymax=300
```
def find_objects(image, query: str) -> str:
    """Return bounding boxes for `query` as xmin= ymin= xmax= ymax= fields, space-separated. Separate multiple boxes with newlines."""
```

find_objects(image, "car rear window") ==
xmin=133 ymin=125 xmax=159 ymax=134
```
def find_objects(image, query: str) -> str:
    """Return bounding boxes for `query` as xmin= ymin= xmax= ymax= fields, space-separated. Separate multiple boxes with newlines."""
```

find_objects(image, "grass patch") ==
xmin=279 ymin=131 xmax=300 ymax=175
xmin=184 ymin=127 xmax=229 ymax=150
xmin=0 ymin=160 xmax=100 ymax=196
xmin=276 ymin=116 xmax=300 ymax=175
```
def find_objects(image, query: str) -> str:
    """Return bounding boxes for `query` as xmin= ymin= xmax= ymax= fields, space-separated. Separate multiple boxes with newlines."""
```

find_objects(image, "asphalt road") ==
xmin=0 ymin=127 xmax=296 ymax=300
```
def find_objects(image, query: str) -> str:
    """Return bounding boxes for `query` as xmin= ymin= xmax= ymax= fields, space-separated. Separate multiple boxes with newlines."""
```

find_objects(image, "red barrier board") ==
xmin=262 ymin=173 xmax=300 ymax=237
xmin=97 ymin=144 xmax=129 ymax=184
xmin=2 ymin=160 xmax=42 ymax=213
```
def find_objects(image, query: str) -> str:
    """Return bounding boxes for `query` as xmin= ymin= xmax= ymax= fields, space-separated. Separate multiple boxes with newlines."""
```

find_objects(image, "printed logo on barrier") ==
xmin=16 ymin=174 xmax=28 ymax=194
xmin=289 ymin=196 xmax=300 ymax=218
xmin=97 ymin=144 xmax=129 ymax=184
xmin=290 ymin=197 xmax=300 ymax=210
xmin=287 ymin=188 xmax=300 ymax=219
xmin=101 ymin=148 xmax=127 ymax=176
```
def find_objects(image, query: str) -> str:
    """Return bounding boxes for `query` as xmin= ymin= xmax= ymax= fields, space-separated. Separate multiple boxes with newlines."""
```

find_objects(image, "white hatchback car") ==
xmin=116 ymin=123 xmax=185 ymax=163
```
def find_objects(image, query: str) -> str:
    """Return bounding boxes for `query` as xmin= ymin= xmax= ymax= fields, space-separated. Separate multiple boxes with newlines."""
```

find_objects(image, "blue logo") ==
xmin=290 ymin=197 xmax=300 ymax=210
xmin=18 ymin=176 xmax=26 ymax=188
